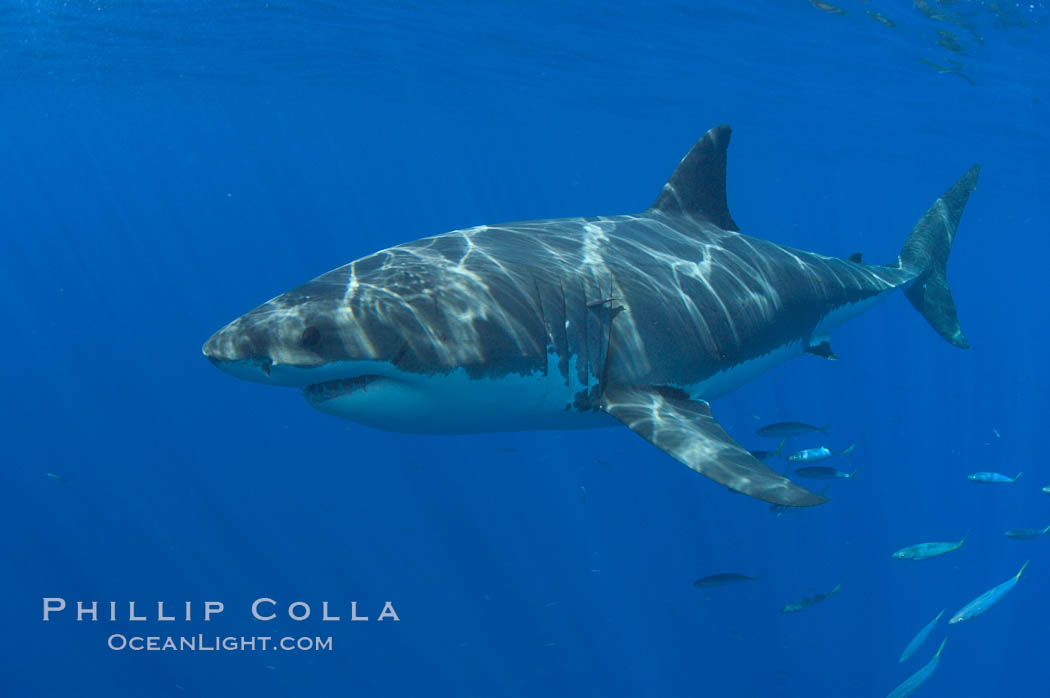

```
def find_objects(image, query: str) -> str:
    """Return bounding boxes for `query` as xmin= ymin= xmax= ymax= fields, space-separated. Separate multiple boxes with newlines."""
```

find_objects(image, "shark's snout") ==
xmin=202 ymin=321 xmax=279 ymax=383
xmin=202 ymin=325 xmax=248 ymax=364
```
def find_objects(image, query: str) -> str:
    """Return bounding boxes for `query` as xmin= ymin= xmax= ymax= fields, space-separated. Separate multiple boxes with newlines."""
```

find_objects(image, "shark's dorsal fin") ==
xmin=650 ymin=125 xmax=739 ymax=231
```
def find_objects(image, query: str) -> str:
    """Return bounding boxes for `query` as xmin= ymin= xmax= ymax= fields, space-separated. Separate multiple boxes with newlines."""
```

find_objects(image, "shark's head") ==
xmin=202 ymin=248 xmax=559 ymax=433
xmin=204 ymin=275 xmax=340 ymax=385
xmin=203 ymin=261 xmax=440 ymax=429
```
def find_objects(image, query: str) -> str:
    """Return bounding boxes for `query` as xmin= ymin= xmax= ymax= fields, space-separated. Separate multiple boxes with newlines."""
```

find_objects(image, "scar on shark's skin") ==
xmin=204 ymin=126 xmax=978 ymax=508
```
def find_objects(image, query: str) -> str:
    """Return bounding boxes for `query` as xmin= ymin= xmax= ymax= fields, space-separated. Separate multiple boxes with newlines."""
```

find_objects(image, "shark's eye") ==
xmin=301 ymin=326 xmax=322 ymax=348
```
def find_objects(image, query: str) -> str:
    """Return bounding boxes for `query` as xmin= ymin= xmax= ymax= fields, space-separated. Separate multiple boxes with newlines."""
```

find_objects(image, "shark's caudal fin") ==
xmin=898 ymin=165 xmax=979 ymax=349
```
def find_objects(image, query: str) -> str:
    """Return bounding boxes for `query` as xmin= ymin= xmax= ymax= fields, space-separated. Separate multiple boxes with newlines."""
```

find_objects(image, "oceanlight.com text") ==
xmin=107 ymin=634 xmax=334 ymax=652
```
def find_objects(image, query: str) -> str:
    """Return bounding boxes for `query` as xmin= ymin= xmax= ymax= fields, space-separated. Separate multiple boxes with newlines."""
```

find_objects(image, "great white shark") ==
xmin=203 ymin=126 xmax=977 ymax=507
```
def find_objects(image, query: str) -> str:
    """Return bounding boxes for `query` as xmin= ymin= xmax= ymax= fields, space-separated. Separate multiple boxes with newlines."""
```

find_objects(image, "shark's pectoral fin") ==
xmin=600 ymin=385 xmax=828 ymax=507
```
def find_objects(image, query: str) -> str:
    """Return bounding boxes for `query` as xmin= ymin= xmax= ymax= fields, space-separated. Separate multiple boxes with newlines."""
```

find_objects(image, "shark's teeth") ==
xmin=303 ymin=375 xmax=382 ymax=403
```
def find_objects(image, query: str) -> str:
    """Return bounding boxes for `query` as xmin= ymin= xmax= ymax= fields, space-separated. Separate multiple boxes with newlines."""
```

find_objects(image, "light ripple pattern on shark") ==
xmin=203 ymin=125 xmax=978 ymax=507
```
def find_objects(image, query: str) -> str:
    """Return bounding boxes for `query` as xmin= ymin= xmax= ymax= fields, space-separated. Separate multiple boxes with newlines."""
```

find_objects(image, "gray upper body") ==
xmin=204 ymin=126 xmax=978 ymax=507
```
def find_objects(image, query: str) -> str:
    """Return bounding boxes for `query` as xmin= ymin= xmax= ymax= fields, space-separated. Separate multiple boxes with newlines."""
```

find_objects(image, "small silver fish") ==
xmin=787 ymin=444 xmax=855 ymax=463
xmin=866 ymin=9 xmax=896 ymax=27
xmin=749 ymin=439 xmax=786 ymax=461
xmin=968 ymin=471 xmax=1022 ymax=483
xmin=45 ymin=472 xmax=66 ymax=483
xmin=935 ymin=28 xmax=965 ymax=54
xmin=1005 ymin=525 xmax=1050 ymax=540
xmin=693 ymin=573 xmax=760 ymax=589
xmin=892 ymin=533 xmax=967 ymax=561
xmin=916 ymin=56 xmax=976 ymax=85
xmin=810 ymin=0 xmax=845 ymax=14
xmin=790 ymin=466 xmax=856 ymax=480
xmin=780 ymin=584 xmax=841 ymax=614
xmin=949 ymin=560 xmax=1029 ymax=624
xmin=899 ymin=609 xmax=944 ymax=664
xmin=887 ymin=638 xmax=947 ymax=698
xmin=756 ymin=421 xmax=829 ymax=439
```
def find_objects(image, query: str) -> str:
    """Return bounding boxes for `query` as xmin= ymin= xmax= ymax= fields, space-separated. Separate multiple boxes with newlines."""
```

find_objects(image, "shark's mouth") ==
xmin=303 ymin=375 xmax=383 ymax=404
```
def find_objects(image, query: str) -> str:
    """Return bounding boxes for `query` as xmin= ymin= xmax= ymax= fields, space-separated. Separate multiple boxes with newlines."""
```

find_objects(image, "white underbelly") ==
xmin=682 ymin=340 xmax=805 ymax=401
xmin=307 ymin=354 xmax=617 ymax=434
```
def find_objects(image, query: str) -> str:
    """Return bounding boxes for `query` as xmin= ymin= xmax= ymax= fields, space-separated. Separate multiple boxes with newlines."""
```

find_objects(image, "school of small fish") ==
xmin=695 ymin=416 xmax=1038 ymax=696
xmin=805 ymin=0 xmax=1039 ymax=91
xmin=724 ymin=6 xmax=1042 ymax=688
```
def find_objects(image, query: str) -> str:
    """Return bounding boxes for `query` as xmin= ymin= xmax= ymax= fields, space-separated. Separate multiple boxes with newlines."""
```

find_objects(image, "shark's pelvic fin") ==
xmin=898 ymin=164 xmax=979 ymax=349
xmin=650 ymin=125 xmax=739 ymax=231
xmin=600 ymin=384 xmax=827 ymax=507
xmin=805 ymin=340 xmax=839 ymax=360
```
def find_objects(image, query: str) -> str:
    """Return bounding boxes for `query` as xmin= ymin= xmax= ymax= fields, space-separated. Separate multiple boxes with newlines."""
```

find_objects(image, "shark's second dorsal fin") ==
xmin=650 ymin=125 xmax=739 ymax=231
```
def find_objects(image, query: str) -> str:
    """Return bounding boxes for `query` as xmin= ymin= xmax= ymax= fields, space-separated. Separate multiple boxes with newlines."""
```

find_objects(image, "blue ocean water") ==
xmin=3 ymin=1 xmax=1048 ymax=696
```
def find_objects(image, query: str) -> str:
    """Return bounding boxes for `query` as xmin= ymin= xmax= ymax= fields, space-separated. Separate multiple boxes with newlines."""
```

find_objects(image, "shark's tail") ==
xmin=897 ymin=165 xmax=979 ymax=349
